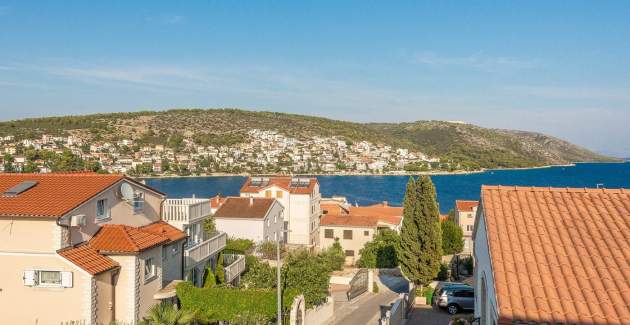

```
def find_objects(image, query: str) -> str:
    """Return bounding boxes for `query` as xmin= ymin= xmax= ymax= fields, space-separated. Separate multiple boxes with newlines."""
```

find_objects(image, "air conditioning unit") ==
xmin=70 ymin=214 xmax=86 ymax=227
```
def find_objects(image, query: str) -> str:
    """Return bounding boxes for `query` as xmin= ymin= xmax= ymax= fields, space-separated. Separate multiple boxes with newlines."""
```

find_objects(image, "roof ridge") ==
xmin=119 ymin=225 xmax=140 ymax=252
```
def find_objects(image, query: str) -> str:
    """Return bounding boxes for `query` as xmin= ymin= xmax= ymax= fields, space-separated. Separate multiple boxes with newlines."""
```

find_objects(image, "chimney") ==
xmin=383 ymin=201 xmax=388 ymax=207
xmin=249 ymin=197 xmax=253 ymax=206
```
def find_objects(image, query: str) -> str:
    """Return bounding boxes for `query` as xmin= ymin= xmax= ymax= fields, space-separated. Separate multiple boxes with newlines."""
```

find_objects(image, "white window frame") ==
xmin=133 ymin=192 xmax=145 ymax=214
xmin=144 ymin=258 xmax=156 ymax=283
xmin=96 ymin=198 xmax=110 ymax=221
xmin=23 ymin=270 xmax=72 ymax=288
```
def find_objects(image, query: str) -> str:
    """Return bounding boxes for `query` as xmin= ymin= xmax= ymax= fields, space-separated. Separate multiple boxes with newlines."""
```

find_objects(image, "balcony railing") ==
xmin=163 ymin=198 xmax=212 ymax=225
xmin=224 ymin=253 xmax=246 ymax=283
xmin=184 ymin=231 xmax=227 ymax=269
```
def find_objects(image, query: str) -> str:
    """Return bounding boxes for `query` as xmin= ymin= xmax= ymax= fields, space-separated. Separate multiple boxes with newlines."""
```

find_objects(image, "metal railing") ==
xmin=163 ymin=198 xmax=212 ymax=224
xmin=184 ymin=231 xmax=227 ymax=269
xmin=223 ymin=253 xmax=246 ymax=283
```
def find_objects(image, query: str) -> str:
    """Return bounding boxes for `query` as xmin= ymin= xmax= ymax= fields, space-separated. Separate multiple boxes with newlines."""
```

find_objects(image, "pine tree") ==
xmin=399 ymin=176 xmax=443 ymax=287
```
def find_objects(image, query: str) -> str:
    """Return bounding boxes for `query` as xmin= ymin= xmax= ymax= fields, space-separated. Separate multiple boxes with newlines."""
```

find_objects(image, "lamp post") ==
xmin=276 ymin=229 xmax=290 ymax=325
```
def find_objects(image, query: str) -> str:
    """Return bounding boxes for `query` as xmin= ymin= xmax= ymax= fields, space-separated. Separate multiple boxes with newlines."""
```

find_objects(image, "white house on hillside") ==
xmin=214 ymin=197 xmax=285 ymax=243
xmin=240 ymin=176 xmax=321 ymax=247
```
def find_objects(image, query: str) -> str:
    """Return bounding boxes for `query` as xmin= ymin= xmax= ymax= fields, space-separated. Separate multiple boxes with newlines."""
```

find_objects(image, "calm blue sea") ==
xmin=145 ymin=162 xmax=630 ymax=214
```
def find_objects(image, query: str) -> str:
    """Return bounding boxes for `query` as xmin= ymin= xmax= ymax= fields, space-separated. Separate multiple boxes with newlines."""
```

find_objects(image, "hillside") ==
xmin=0 ymin=108 xmax=615 ymax=169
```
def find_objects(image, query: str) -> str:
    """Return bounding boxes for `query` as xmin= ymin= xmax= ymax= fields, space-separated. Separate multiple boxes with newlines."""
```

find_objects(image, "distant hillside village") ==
xmin=0 ymin=129 xmax=456 ymax=176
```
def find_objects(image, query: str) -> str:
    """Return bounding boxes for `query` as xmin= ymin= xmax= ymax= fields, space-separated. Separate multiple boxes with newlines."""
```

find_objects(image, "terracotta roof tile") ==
xmin=240 ymin=176 xmax=317 ymax=195
xmin=140 ymin=221 xmax=187 ymax=242
xmin=0 ymin=173 xmax=124 ymax=218
xmin=58 ymin=243 xmax=119 ymax=275
xmin=481 ymin=185 xmax=630 ymax=324
xmin=213 ymin=197 xmax=275 ymax=219
xmin=320 ymin=214 xmax=380 ymax=228
xmin=456 ymin=200 xmax=479 ymax=212
xmin=89 ymin=224 xmax=169 ymax=253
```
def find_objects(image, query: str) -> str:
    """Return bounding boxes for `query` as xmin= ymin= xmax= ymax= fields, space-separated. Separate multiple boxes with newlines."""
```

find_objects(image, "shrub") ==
xmin=321 ymin=239 xmax=345 ymax=271
xmin=215 ymin=253 xmax=225 ymax=284
xmin=176 ymin=281 xmax=297 ymax=323
xmin=462 ymin=256 xmax=474 ymax=274
xmin=203 ymin=216 xmax=216 ymax=236
xmin=442 ymin=220 xmax=464 ymax=255
xmin=241 ymin=256 xmax=277 ymax=289
xmin=356 ymin=229 xmax=400 ymax=268
xmin=373 ymin=281 xmax=379 ymax=293
xmin=202 ymin=267 xmax=216 ymax=288
xmin=258 ymin=240 xmax=283 ymax=259
xmin=437 ymin=263 xmax=449 ymax=281
xmin=225 ymin=237 xmax=254 ymax=254
xmin=282 ymin=249 xmax=332 ymax=308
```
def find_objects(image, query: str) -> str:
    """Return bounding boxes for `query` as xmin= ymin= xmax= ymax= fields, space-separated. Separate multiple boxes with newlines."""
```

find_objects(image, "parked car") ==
xmin=432 ymin=283 xmax=474 ymax=314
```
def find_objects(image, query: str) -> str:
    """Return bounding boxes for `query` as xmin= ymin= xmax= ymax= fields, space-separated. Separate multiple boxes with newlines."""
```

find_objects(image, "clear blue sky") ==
xmin=1 ymin=1 xmax=629 ymax=156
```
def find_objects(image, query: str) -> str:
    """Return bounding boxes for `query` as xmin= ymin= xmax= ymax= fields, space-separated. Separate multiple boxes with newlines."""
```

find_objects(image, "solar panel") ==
xmin=250 ymin=177 xmax=263 ymax=186
xmin=3 ymin=180 xmax=38 ymax=197
xmin=290 ymin=177 xmax=300 ymax=187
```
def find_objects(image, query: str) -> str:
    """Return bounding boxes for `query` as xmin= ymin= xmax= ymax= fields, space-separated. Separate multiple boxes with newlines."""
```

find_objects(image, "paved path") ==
xmin=407 ymin=305 xmax=473 ymax=325
xmin=331 ymin=275 xmax=408 ymax=325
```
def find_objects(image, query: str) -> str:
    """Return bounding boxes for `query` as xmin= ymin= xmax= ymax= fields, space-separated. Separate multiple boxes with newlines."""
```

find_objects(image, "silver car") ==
xmin=433 ymin=284 xmax=475 ymax=314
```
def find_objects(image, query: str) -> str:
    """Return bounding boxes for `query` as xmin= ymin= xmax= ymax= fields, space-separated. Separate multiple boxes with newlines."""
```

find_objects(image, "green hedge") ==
xmin=176 ymin=282 xmax=297 ymax=323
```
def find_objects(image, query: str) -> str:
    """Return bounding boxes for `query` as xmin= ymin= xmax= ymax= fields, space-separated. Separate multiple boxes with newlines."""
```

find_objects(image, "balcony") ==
xmin=184 ymin=231 xmax=227 ymax=269
xmin=163 ymin=198 xmax=212 ymax=226
xmin=224 ymin=253 xmax=246 ymax=283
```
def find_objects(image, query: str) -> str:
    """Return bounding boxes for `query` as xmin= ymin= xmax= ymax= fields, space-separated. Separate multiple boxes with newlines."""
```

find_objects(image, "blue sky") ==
xmin=1 ymin=1 xmax=629 ymax=156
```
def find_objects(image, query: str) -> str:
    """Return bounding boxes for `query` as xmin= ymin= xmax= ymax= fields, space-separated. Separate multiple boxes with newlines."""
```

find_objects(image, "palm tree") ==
xmin=139 ymin=302 xmax=199 ymax=325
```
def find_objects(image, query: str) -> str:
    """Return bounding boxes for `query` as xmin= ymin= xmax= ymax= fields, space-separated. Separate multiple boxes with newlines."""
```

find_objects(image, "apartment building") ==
xmin=161 ymin=197 xmax=245 ymax=287
xmin=454 ymin=200 xmax=479 ymax=255
xmin=0 ymin=173 xmax=186 ymax=324
xmin=319 ymin=202 xmax=403 ymax=265
xmin=214 ymin=197 xmax=284 ymax=243
xmin=240 ymin=176 xmax=321 ymax=247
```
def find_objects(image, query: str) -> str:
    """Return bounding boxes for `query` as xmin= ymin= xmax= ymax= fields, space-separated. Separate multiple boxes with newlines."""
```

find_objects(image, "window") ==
xmin=276 ymin=191 xmax=283 ymax=198
xmin=39 ymin=271 xmax=62 ymax=285
xmin=23 ymin=270 xmax=72 ymax=288
xmin=343 ymin=230 xmax=353 ymax=240
xmin=364 ymin=230 xmax=369 ymax=236
xmin=133 ymin=192 xmax=145 ymax=214
xmin=265 ymin=190 xmax=272 ymax=198
xmin=96 ymin=199 xmax=109 ymax=220
xmin=345 ymin=250 xmax=354 ymax=257
xmin=144 ymin=258 xmax=156 ymax=281
xmin=324 ymin=229 xmax=334 ymax=239
xmin=467 ymin=225 xmax=474 ymax=231
xmin=274 ymin=214 xmax=278 ymax=223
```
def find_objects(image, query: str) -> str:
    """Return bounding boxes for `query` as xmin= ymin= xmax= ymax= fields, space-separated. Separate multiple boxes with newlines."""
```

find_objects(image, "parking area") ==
xmin=407 ymin=305 xmax=472 ymax=325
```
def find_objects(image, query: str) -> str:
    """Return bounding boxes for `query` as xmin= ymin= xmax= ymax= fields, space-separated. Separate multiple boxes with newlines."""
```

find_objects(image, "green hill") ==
xmin=0 ymin=108 xmax=615 ymax=169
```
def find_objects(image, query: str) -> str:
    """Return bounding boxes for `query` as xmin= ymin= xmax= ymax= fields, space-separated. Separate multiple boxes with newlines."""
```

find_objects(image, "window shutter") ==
xmin=61 ymin=271 xmax=73 ymax=288
xmin=23 ymin=270 xmax=38 ymax=286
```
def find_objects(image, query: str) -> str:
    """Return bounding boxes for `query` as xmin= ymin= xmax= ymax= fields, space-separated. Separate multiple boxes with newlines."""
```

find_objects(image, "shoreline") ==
xmin=135 ymin=161 xmax=625 ymax=179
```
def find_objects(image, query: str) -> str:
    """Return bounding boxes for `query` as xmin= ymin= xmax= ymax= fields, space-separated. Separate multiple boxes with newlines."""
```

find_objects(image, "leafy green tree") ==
xmin=441 ymin=220 xmax=464 ymax=255
xmin=357 ymin=229 xmax=400 ymax=268
xmin=282 ymin=249 xmax=332 ymax=308
xmin=399 ymin=176 xmax=442 ymax=287
xmin=241 ymin=256 xmax=276 ymax=289
xmin=139 ymin=302 xmax=199 ymax=325
xmin=202 ymin=267 xmax=216 ymax=288
xmin=3 ymin=153 xmax=15 ymax=172
xmin=321 ymin=238 xmax=345 ymax=271
xmin=203 ymin=216 xmax=216 ymax=236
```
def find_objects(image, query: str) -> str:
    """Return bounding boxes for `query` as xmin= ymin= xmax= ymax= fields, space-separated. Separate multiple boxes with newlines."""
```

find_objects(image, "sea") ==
xmin=145 ymin=162 xmax=630 ymax=214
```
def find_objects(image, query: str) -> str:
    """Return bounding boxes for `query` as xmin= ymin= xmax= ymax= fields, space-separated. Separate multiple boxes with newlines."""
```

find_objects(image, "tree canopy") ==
xmin=441 ymin=220 xmax=464 ymax=255
xmin=357 ymin=229 xmax=401 ymax=268
xmin=399 ymin=176 xmax=443 ymax=286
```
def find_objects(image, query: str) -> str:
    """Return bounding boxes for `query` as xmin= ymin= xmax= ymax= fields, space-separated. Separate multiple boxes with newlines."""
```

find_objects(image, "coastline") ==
xmin=135 ymin=161 xmax=625 ymax=179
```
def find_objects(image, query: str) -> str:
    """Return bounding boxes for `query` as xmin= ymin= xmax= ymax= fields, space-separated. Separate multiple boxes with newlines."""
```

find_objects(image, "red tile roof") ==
xmin=214 ymin=197 xmax=276 ymax=219
xmin=240 ymin=176 xmax=318 ymax=194
xmin=321 ymin=203 xmax=348 ymax=215
xmin=89 ymin=224 xmax=170 ymax=253
xmin=0 ymin=173 xmax=124 ymax=218
xmin=480 ymin=185 xmax=630 ymax=325
xmin=58 ymin=243 xmax=119 ymax=275
xmin=210 ymin=195 xmax=227 ymax=209
xmin=455 ymin=200 xmax=479 ymax=212
xmin=348 ymin=205 xmax=403 ymax=225
xmin=140 ymin=221 xmax=187 ymax=242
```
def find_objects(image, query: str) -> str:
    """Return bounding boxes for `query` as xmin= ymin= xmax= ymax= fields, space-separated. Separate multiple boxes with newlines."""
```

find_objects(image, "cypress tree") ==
xmin=399 ymin=176 xmax=443 ymax=287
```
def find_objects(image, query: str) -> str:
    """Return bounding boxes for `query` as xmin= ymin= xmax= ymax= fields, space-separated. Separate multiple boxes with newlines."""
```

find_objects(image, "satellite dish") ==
xmin=119 ymin=182 xmax=134 ymax=202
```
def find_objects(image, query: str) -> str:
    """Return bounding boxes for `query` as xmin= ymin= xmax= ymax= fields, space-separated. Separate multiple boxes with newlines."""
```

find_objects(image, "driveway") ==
xmin=330 ymin=274 xmax=408 ymax=325
xmin=407 ymin=305 xmax=473 ymax=325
